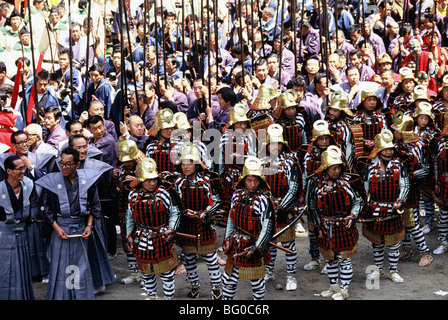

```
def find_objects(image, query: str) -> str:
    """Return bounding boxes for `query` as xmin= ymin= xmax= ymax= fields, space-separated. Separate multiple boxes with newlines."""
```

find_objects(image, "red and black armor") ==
xmin=129 ymin=190 xmax=175 ymax=264
xmin=149 ymin=141 xmax=177 ymax=173
xmin=281 ymin=121 xmax=303 ymax=153
xmin=315 ymin=178 xmax=359 ymax=255
xmin=366 ymin=166 xmax=404 ymax=235
xmin=176 ymin=179 xmax=217 ymax=251
xmin=226 ymin=192 xmax=271 ymax=268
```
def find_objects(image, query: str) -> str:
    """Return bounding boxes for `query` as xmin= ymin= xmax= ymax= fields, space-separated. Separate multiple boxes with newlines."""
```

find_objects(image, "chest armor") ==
xmin=179 ymin=182 xmax=209 ymax=212
xmin=316 ymin=180 xmax=351 ymax=217
xmin=306 ymin=151 xmax=321 ymax=175
xmin=131 ymin=191 xmax=168 ymax=228
xmin=369 ymin=168 xmax=400 ymax=203
xmin=362 ymin=118 xmax=383 ymax=142
xmin=262 ymin=163 xmax=288 ymax=199
xmin=282 ymin=121 xmax=303 ymax=152
xmin=230 ymin=193 xmax=262 ymax=238
xmin=152 ymin=143 xmax=176 ymax=173
xmin=225 ymin=138 xmax=249 ymax=168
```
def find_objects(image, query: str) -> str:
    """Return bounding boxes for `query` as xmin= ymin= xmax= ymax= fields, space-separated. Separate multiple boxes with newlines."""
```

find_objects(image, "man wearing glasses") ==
xmin=36 ymin=147 xmax=108 ymax=300
xmin=0 ymin=155 xmax=37 ymax=299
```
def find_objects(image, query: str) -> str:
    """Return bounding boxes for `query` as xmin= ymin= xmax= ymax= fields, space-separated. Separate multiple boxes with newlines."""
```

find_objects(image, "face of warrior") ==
xmin=181 ymin=159 xmax=197 ymax=177
xmin=142 ymin=178 xmax=158 ymax=193
xmin=417 ymin=114 xmax=430 ymax=128
xmin=326 ymin=164 xmax=342 ymax=180
xmin=316 ymin=135 xmax=331 ymax=150
xmin=363 ymin=97 xmax=378 ymax=113
xmin=268 ymin=142 xmax=283 ymax=156
xmin=402 ymin=79 xmax=415 ymax=94
xmin=244 ymin=175 xmax=261 ymax=193
xmin=233 ymin=121 xmax=248 ymax=134
xmin=123 ymin=160 xmax=137 ymax=170
xmin=379 ymin=147 xmax=395 ymax=162
xmin=328 ymin=107 xmax=342 ymax=121
xmin=283 ymin=106 xmax=297 ymax=119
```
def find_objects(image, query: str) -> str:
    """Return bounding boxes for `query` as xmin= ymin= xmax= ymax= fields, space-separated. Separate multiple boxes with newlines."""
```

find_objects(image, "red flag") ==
xmin=26 ymin=53 xmax=44 ymax=124
xmin=10 ymin=60 xmax=23 ymax=108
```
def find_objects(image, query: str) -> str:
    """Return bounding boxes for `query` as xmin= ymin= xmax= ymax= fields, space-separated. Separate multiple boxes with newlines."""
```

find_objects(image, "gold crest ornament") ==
xmin=173 ymin=112 xmax=192 ymax=130
xmin=399 ymin=67 xmax=417 ymax=85
xmin=315 ymin=145 xmax=344 ymax=173
xmin=148 ymin=108 xmax=176 ymax=136
xmin=329 ymin=91 xmax=353 ymax=116
xmin=136 ymin=157 xmax=159 ymax=181
xmin=273 ymin=89 xmax=298 ymax=119
xmin=117 ymin=139 xmax=146 ymax=163
xmin=368 ymin=129 xmax=395 ymax=159
xmin=311 ymin=120 xmax=332 ymax=141
xmin=413 ymin=101 xmax=434 ymax=120
xmin=251 ymin=83 xmax=277 ymax=110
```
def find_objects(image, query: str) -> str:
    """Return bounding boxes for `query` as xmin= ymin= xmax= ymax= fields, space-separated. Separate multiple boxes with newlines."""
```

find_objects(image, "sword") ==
xmin=271 ymin=205 xmax=307 ymax=240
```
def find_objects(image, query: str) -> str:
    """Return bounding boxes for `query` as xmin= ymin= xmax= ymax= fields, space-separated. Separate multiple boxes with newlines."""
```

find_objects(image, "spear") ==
xmin=153 ymin=0 xmax=160 ymax=100
xmin=181 ymin=0 xmax=185 ymax=78
xmin=238 ymin=0 xmax=245 ymax=88
xmin=143 ymin=0 xmax=147 ymax=89
xmin=123 ymin=0 xmax=138 ymax=93
xmin=279 ymin=0 xmax=284 ymax=86
xmin=298 ymin=0 xmax=304 ymax=64
xmin=426 ymin=5 xmax=436 ymax=74
xmin=160 ymin=4 xmax=167 ymax=88
xmin=214 ymin=0 xmax=219 ymax=78
xmin=68 ymin=0 xmax=75 ymax=120
xmin=291 ymin=0 xmax=297 ymax=75
xmin=26 ymin=3 xmax=39 ymax=124
xmin=83 ymin=0 xmax=92 ymax=112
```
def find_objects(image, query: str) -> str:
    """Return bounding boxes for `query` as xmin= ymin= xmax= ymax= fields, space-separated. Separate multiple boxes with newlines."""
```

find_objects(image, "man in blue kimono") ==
xmin=84 ymin=63 xmax=114 ymax=120
xmin=36 ymin=147 xmax=103 ymax=300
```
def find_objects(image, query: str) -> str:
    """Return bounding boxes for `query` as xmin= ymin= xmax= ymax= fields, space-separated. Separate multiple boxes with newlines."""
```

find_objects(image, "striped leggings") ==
xmin=402 ymin=208 xmax=429 ymax=253
xmin=372 ymin=239 xmax=401 ymax=271
xmin=438 ymin=208 xmax=448 ymax=245
xmin=265 ymin=240 xmax=297 ymax=275
xmin=183 ymin=252 xmax=222 ymax=288
xmin=141 ymin=267 xmax=176 ymax=299
xmin=325 ymin=254 xmax=353 ymax=290
xmin=222 ymin=266 xmax=266 ymax=300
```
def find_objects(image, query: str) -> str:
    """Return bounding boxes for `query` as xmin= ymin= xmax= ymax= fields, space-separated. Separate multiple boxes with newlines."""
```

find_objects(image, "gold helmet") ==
xmin=315 ymin=145 xmax=344 ymax=173
xmin=356 ymin=88 xmax=382 ymax=111
xmin=273 ymin=89 xmax=298 ymax=119
xmin=241 ymin=156 xmax=264 ymax=180
xmin=328 ymin=91 xmax=353 ymax=116
xmin=177 ymin=142 xmax=207 ymax=170
xmin=399 ymin=67 xmax=417 ymax=84
xmin=173 ymin=112 xmax=192 ymax=130
xmin=391 ymin=111 xmax=414 ymax=133
xmin=368 ymin=129 xmax=395 ymax=159
xmin=148 ymin=108 xmax=176 ymax=136
xmin=136 ymin=157 xmax=159 ymax=182
xmin=265 ymin=123 xmax=287 ymax=145
xmin=250 ymin=83 xmax=277 ymax=110
xmin=411 ymin=85 xmax=431 ymax=103
xmin=413 ymin=101 xmax=434 ymax=120
xmin=311 ymin=120 xmax=332 ymax=141
xmin=234 ymin=156 xmax=268 ymax=190
xmin=117 ymin=139 xmax=145 ymax=163
xmin=228 ymin=103 xmax=250 ymax=126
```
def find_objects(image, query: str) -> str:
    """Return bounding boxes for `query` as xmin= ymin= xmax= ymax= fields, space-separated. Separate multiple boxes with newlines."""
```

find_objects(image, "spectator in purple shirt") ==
xmin=86 ymin=115 xmax=118 ymax=168
xmin=43 ymin=106 xmax=68 ymax=152
xmin=208 ymin=86 xmax=237 ymax=130
xmin=159 ymin=75 xmax=189 ymax=113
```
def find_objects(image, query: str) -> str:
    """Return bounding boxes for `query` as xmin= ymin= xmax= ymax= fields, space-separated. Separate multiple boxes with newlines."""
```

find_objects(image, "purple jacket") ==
xmin=45 ymin=124 xmax=68 ymax=152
